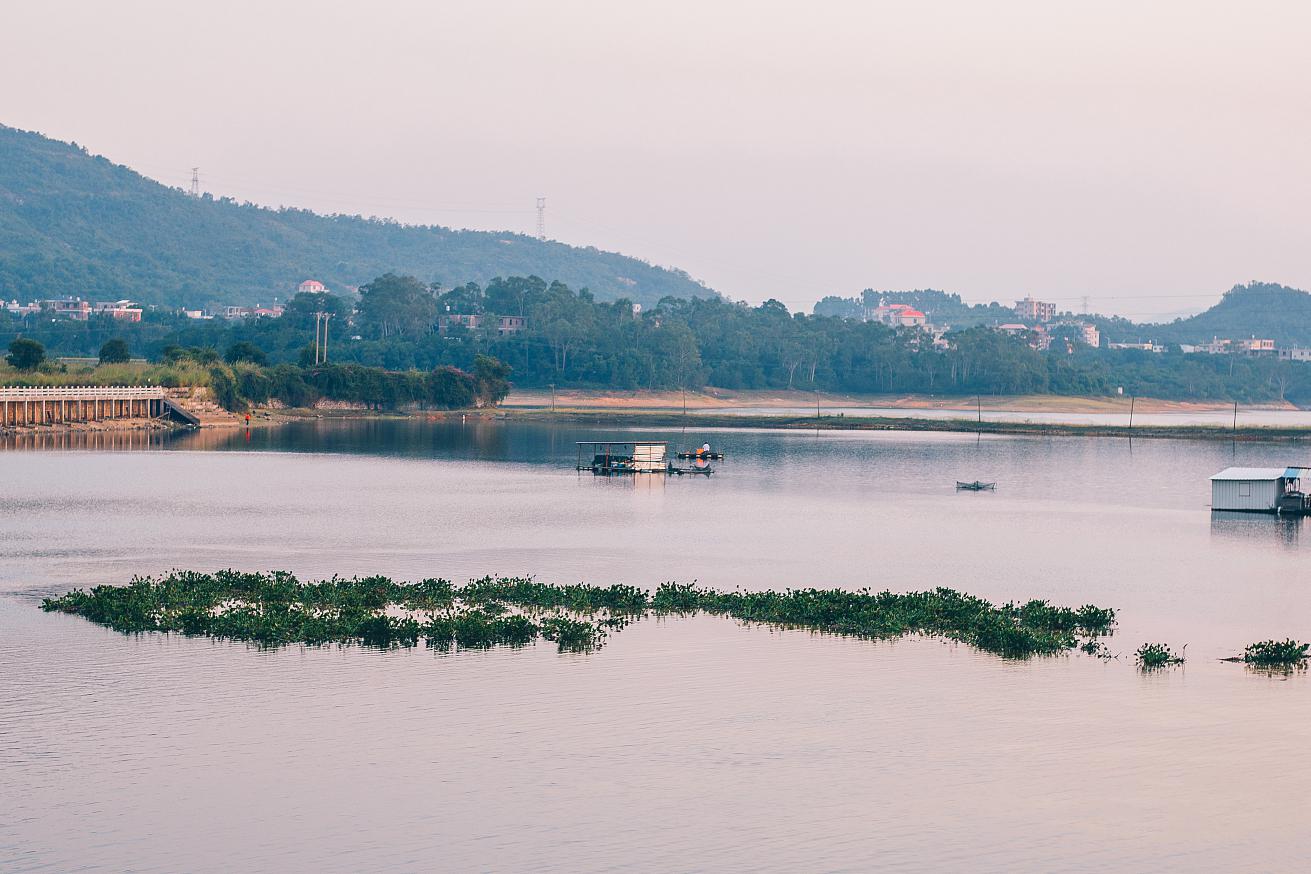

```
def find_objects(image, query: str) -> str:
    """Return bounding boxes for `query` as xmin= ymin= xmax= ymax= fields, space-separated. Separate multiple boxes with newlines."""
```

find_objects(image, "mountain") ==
xmin=1144 ymin=282 xmax=1311 ymax=347
xmin=0 ymin=124 xmax=713 ymax=309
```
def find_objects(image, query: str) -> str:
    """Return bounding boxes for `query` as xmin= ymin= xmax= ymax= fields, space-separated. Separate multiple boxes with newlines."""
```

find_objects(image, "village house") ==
xmin=94 ymin=300 xmax=143 ymax=322
xmin=438 ymin=313 xmax=483 ymax=335
xmin=497 ymin=316 xmax=527 ymax=335
xmin=863 ymin=300 xmax=927 ymax=328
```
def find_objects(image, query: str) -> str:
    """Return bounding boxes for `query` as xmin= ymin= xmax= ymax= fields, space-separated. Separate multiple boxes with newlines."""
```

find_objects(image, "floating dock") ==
xmin=576 ymin=441 xmax=713 ymax=476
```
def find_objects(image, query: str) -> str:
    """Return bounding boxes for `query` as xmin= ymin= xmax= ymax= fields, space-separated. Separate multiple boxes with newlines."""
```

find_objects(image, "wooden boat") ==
xmin=955 ymin=480 xmax=996 ymax=491
xmin=676 ymin=450 xmax=725 ymax=460
xmin=668 ymin=464 xmax=713 ymax=476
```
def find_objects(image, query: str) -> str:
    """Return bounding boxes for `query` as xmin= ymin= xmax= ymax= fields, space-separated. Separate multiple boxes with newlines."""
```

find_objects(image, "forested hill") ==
xmin=0 ymin=124 xmax=712 ymax=309
xmin=1142 ymin=283 xmax=1311 ymax=347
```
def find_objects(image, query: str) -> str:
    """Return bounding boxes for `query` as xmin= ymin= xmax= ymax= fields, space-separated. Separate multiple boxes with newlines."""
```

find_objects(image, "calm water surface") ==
xmin=3 ymin=421 xmax=1309 ymax=872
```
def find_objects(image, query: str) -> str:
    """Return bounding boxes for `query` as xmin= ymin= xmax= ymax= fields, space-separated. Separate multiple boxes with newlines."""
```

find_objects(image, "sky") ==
xmin=3 ymin=0 xmax=1309 ymax=320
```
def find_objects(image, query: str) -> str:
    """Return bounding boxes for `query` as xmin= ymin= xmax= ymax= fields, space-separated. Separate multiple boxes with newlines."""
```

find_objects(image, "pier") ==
xmin=0 ymin=386 xmax=200 ymax=429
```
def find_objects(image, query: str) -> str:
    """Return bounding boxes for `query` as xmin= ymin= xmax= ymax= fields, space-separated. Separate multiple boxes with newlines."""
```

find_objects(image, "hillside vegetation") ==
xmin=1144 ymin=283 xmax=1311 ymax=347
xmin=0 ymin=124 xmax=712 ymax=310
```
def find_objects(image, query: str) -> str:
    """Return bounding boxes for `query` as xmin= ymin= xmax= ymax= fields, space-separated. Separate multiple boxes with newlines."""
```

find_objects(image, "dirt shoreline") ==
xmin=496 ymin=408 xmax=1311 ymax=441
xmin=501 ymin=388 xmax=1300 ymax=415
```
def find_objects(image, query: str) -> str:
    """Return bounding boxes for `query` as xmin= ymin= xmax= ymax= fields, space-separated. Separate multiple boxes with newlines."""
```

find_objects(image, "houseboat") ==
xmin=1210 ymin=467 xmax=1311 ymax=514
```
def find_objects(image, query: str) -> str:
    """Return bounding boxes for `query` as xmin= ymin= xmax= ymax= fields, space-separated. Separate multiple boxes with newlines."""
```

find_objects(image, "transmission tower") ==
xmin=1081 ymin=295 xmax=1089 ymax=316
xmin=536 ymin=196 xmax=546 ymax=240
xmin=189 ymin=167 xmax=200 ymax=197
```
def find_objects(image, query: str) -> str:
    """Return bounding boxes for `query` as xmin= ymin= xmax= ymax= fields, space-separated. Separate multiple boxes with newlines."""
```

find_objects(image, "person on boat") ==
xmin=699 ymin=443 xmax=711 ymax=456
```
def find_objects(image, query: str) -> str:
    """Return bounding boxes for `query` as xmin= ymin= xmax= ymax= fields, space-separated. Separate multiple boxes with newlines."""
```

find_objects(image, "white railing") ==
xmin=0 ymin=385 xmax=167 ymax=401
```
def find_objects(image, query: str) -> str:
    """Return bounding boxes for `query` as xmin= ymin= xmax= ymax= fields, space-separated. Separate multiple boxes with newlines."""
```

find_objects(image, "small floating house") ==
xmin=1210 ymin=467 xmax=1311 ymax=513
xmin=577 ymin=441 xmax=668 ymax=474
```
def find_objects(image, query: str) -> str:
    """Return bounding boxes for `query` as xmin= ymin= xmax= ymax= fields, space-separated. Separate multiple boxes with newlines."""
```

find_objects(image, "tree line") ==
xmin=6 ymin=273 xmax=1311 ymax=404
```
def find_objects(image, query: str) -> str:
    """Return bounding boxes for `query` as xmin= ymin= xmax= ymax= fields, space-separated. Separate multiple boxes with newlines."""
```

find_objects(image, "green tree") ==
xmin=356 ymin=273 xmax=438 ymax=339
xmin=6 ymin=337 xmax=45 ymax=370
xmin=282 ymin=291 xmax=353 ymax=330
xmin=473 ymin=355 xmax=512 ymax=406
xmin=225 ymin=341 xmax=268 ymax=366
xmin=98 ymin=337 xmax=131 ymax=364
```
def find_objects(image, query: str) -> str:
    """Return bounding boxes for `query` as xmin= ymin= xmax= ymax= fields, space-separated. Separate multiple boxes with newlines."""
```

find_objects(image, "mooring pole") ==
xmin=976 ymin=395 xmax=982 ymax=426
xmin=550 ymin=383 xmax=556 ymax=412
xmin=1129 ymin=395 xmax=1136 ymax=431
xmin=1233 ymin=400 xmax=1239 ymax=436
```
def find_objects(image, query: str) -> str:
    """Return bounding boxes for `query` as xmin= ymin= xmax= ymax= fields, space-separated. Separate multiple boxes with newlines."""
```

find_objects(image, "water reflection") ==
xmin=5 ymin=419 xmax=1311 ymax=872
xmin=0 ymin=426 xmax=175 ymax=452
xmin=1210 ymin=511 xmax=1304 ymax=549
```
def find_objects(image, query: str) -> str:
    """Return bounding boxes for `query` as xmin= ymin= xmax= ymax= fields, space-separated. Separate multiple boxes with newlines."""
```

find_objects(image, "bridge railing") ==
xmin=0 ymin=385 xmax=167 ymax=401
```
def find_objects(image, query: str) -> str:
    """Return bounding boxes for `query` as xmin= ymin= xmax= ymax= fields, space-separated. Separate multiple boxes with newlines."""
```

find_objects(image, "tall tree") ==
xmin=356 ymin=274 xmax=438 ymax=339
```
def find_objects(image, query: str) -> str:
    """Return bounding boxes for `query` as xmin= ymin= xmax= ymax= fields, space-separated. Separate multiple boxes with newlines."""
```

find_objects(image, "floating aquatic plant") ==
xmin=41 ymin=570 xmax=1118 ymax=660
xmin=1241 ymin=639 xmax=1309 ymax=667
xmin=1135 ymin=642 xmax=1184 ymax=669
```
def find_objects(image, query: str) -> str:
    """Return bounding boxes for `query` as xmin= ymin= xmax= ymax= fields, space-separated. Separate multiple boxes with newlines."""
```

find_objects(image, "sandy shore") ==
xmin=502 ymin=388 xmax=1296 ymax=414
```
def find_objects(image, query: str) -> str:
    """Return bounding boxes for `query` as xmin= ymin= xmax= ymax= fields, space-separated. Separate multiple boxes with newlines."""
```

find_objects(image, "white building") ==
xmin=1210 ymin=467 xmax=1309 ymax=513
xmin=298 ymin=279 xmax=328 ymax=294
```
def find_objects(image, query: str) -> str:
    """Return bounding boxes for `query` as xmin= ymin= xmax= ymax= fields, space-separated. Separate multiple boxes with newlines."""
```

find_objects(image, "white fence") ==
xmin=0 ymin=385 xmax=167 ymax=401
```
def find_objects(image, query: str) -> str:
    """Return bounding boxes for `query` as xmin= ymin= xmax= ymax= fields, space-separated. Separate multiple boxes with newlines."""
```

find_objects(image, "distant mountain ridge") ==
xmin=0 ymin=124 xmax=713 ymax=309
xmin=817 ymin=282 xmax=1311 ymax=349
xmin=1143 ymin=282 xmax=1311 ymax=347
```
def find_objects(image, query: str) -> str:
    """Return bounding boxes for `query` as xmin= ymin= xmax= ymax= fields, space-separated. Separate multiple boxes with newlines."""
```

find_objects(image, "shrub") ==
xmin=225 ymin=341 xmax=267 ymax=366
xmin=209 ymin=364 xmax=244 ymax=411
xmin=234 ymin=362 xmax=272 ymax=405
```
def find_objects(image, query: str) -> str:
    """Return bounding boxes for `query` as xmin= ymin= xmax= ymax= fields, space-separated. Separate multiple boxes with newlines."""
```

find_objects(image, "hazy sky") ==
xmin=4 ymin=1 xmax=1309 ymax=319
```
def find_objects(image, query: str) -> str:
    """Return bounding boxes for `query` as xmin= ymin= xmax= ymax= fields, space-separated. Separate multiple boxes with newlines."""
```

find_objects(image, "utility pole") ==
xmin=1128 ymin=395 xmax=1136 ymax=431
xmin=313 ymin=312 xmax=333 ymax=364
xmin=189 ymin=167 xmax=200 ymax=197
xmin=549 ymin=383 xmax=556 ymax=412
xmin=536 ymin=196 xmax=546 ymax=240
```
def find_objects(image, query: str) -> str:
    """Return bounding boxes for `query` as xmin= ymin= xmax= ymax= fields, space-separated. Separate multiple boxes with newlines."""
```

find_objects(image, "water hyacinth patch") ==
xmin=1241 ymin=639 xmax=1309 ymax=667
xmin=1136 ymin=643 xmax=1184 ymax=669
xmin=40 ymin=570 xmax=1121 ymax=660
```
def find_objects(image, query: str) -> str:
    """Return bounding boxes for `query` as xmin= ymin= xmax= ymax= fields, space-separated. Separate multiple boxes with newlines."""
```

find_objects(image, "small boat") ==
xmin=676 ymin=450 xmax=725 ymax=460
xmin=956 ymin=480 xmax=996 ymax=491
xmin=667 ymin=464 xmax=713 ymax=476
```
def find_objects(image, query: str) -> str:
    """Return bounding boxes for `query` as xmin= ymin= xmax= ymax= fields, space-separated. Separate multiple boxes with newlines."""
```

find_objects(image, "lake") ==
xmin=3 ymin=420 xmax=1309 ymax=872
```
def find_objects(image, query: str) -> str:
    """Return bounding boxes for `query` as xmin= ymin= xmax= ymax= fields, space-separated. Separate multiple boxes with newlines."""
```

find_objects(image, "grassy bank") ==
xmin=42 ymin=570 xmax=1117 ymax=659
xmin=0 ymin=360 xmax=211 ymax=388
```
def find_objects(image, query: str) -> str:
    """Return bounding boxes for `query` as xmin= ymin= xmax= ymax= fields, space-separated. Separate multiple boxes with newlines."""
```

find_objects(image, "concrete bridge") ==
xmin=0 ymin=386 xmax=200 ymax=428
